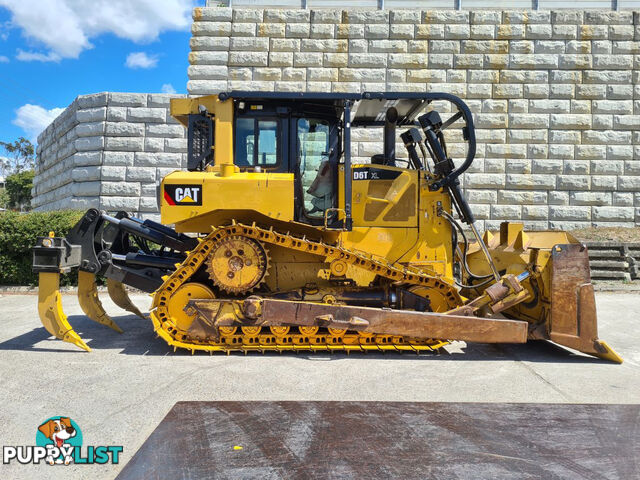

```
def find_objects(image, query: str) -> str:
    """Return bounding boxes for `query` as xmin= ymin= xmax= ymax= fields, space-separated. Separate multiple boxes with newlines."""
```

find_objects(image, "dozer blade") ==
xmin=547 ymin=244 xmax=622 ymax=363
xmin=77 ymin=271 xmax=123 ymax=334
xmin=106 ymin=278 xmax=146 ymax=319
xmin=37 ymin=272 xmax=91 ymax=352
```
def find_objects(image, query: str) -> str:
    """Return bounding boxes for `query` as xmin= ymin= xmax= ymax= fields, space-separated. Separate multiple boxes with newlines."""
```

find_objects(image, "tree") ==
xmin=5 ymin=170 xmax=35 ymax=210
xmin=0 ymin=137 xmax=35 ymax=175
xmin=1 ymin=138 xmax=36 ymax=211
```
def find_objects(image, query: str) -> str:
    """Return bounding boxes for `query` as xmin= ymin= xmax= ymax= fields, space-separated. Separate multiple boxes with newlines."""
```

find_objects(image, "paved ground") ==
xmin=0 ymin=292 xmax=638 ymax=479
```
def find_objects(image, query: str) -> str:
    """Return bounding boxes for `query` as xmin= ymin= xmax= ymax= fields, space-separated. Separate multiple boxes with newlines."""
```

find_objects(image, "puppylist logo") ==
xmin=2 ymin=416 xmax=123 ymax=466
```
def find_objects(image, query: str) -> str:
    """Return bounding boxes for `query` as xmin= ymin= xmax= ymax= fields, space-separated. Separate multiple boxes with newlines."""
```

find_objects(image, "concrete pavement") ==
xmin=0 ymin=292 xmax=638 ymax=479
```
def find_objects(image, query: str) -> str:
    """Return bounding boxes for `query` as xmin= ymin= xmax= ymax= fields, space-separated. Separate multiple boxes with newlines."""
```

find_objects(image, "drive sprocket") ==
xmin=205 ymin=235 xmax=269 ymax=294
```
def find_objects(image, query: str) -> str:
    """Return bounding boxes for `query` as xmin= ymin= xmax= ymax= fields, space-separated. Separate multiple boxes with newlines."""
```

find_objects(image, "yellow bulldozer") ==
xmin=33 ymin=91 xmax=621 ymax=362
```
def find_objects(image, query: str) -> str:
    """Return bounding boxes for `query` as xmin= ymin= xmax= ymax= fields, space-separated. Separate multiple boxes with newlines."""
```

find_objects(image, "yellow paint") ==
xmin=170 ymin=95 xmax=234 ymax=167
xmin=161 ymin=170 xmax=295 ymax=233
xmin=37 ymin=272 xmax=90 ymax=352
xmin=77 ymin=271 xmax=123 ymax=333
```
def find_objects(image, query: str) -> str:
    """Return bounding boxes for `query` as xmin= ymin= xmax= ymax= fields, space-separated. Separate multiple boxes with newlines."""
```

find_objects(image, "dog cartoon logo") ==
xmin=36 ymin=417 xmax=82 ymax=465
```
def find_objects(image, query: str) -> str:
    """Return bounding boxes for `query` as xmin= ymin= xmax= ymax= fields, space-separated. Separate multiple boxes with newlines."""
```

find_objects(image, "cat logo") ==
xmin=164 ymin=185 xmax=203 ymax=206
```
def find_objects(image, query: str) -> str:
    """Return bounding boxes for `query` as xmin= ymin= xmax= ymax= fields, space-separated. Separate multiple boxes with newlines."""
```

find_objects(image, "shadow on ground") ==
xmin=0 ymin=313 xmax=604 ymax=364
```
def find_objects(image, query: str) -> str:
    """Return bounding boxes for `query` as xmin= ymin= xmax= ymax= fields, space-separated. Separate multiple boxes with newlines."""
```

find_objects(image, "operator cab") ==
xmin=183 ymin=92 xmax=476 ymax=229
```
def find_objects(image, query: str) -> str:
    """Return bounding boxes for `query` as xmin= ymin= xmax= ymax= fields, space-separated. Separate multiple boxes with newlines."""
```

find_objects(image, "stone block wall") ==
xmin=188 ymin=5 xmax=640 ymax=230
xmin=34 ymin=92 xmax=187 ymax=218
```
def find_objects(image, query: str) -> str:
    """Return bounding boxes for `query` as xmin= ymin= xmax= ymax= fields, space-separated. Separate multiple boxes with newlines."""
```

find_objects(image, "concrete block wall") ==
xmin=188 ymin=5 xmax=640 ymax=230
xmin=34 ymin=92 xmax=187 ymax=218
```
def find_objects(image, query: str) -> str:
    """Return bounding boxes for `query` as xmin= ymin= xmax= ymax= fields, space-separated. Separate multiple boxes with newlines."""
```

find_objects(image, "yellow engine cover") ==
xmin=161 ymin=170 xmax=295 ymax=233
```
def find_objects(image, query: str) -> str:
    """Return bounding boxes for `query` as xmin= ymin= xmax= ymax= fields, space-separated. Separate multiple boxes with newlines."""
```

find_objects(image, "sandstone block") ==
xmin=76 ymin=107 xmax=106 ymax=123
xmin=103 ymin=152 xmax=134 ymax=166
xmin=126 ymin=166 xmax=157 ymax=182
xmin=72 ymin=181 xmax=101 ymax=196
xmin=364 ymin=24 xmax=389 ymax=40
xmin=100 ymin=196 xmax=139 ymax=211
xmin=551 ymin=11 xmax=583 ymax=24
xmin=557 ymin=175 xmax=590 ymax=190
xmin=467 ymin=189 xmax=497 ymax=204
xmin=390 ymin=10 xmax=421 ymax=24
xmin=369 ymin=40 xmax=407 ymax=53
xmin=525 ymin=24 xmax=552 ymax=39
xmin=145 ymin=138 xmax=164 ymax=153
xmin=461 ymin=40 xmax=508 ymax=54
xmin=323 ymin=53 xmax=348 ymax=68
xmin=550 ymin=205 xmax=591 ymax=221
xmin=499 ymin=190 xmax=547 ymax=205
xmin=145 ymin=124 xmax=186 ymax=137
xmin=491 ymin=204 xmax=521 ymax=220
xmin=463 ymin=173 xmax=505 ymax=188
xmin=194 ymin=7 xmax=231 ymax=22
xmin=310 ymin=10 xmax=341 ymax=24
xmin=445 ymin=25 xmax=470 ymax=40
xmin=286 ymin=23 xmax=310 ymax=39
xmin=105 ymin=137 xmax=143 ymax=152
xmin=552 ymin=25 xmax=577 ymax=40
xmin=471 ymin=12 xmax=501 ymax=25
xmin=309 ymin=24 xmax=334 ymax=39
xmin=343 ymin=10 xmax=389 ymax=24
xmin=105 ymin=122 xmax=145 ymax=137
xmin=454 ymin=54 xmax=483 ymax=69
xmin=558 ymin=54 xmax=592 ymax=69
xmin=414 ymin=25 xmax=443 ymax=40
xmin=231 ymin=23 xmax=256 ymax=37
xmin=76 ymin=121 xmax=105 ymax=137
xmin=301 ymin=39 xmax=347 ymax=53
xmin=135 ymin=152 xmax=182 ymax=168
xmin=550 ymin=114 xmax=591 ymax=130
xmin=192 ymin=22 xmax=231 ymax=37
xmin=470 ymin=25 xmax=495 ymax=40
xmin=190 ymin=37 xmax=230 ymax=51
xmin=593 ymin=55 xmax=633 ymax=69
xmin=230 ymin=37 xmax=267 ymax=51
xmin=484 ymin=54 xmax=509 ymax=69
xmin=337 ymin=24 xmax=364 ymax=39
xmin=593 ymin=206 xmax=634 ymax=221
xmin=522 ymin=205 xmax=549 ymax=220
xmin=269 ymin=52 xmax=293 ymax=67
xmin=75 ymin=136 xmax=104 ymax=152
xmin=71 ymin=166 xmax=101 ymax=182
xmin=229 ymin=51 xmax=268 ymax=66
xmin=506 ymin=174 xmax=556 ymax=190
xmin=423 ymin=11 xmax=469 ymax=24
xmin=77 ymin=93 xmax=108 ymax=109
xmin=264 ymin=9 xmax=309 ymax=23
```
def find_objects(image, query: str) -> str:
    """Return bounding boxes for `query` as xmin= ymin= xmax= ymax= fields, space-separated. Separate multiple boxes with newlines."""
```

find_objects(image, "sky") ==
xmin=0 ymin=0 xmax=206 ymax=145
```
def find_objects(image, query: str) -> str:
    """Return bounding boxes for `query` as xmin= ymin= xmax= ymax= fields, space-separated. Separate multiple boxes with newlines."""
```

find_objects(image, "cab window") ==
xmin=297 ymin=118 xmax=331 ymax=218
xmin=235 ymin=118 xmax=279 ymax=167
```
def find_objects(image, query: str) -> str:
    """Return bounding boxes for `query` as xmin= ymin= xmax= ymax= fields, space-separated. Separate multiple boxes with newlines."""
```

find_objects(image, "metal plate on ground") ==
xmin=116 ymin=401 xmax=639 ymax=480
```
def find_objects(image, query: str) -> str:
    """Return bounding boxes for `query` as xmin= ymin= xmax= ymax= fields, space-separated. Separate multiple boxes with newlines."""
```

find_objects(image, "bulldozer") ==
xmin=32 ymin=91 xmax=622 ymax=362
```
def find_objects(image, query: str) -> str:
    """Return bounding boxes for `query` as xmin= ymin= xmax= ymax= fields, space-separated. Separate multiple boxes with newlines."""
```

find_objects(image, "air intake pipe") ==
xmin=383 ymin=107 xmax=398 ymax=166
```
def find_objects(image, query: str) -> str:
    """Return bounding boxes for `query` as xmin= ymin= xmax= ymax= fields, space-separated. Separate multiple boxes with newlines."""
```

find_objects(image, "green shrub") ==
xmin=0 ymin=210 xmax=84 ymax=285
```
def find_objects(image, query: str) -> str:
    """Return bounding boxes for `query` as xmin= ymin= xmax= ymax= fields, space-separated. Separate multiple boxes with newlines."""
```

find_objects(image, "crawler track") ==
xmin=150 ymin=222 xmax=460 ymax=353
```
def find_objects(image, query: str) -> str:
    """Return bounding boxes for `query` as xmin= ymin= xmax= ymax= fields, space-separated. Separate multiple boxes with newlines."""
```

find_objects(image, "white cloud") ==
xmin=161 ymin=83 xmax=177 ymax=94
xmin=0 ymin=55 xmax=9 ymax=62
xmin=13 ymin=104 xmax=65 ymax=141
xmin=0 ymin=0 xmax=195 ymax=61
xmin=15 ymin=49 xmax=60 ymax=62
xmin=125 ymin=51 xmax=158 ymax=69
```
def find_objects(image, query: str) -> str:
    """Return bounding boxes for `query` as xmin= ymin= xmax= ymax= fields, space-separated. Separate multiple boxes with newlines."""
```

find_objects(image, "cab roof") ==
xmin=220 ymin=91 xmax=468 ymax=128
